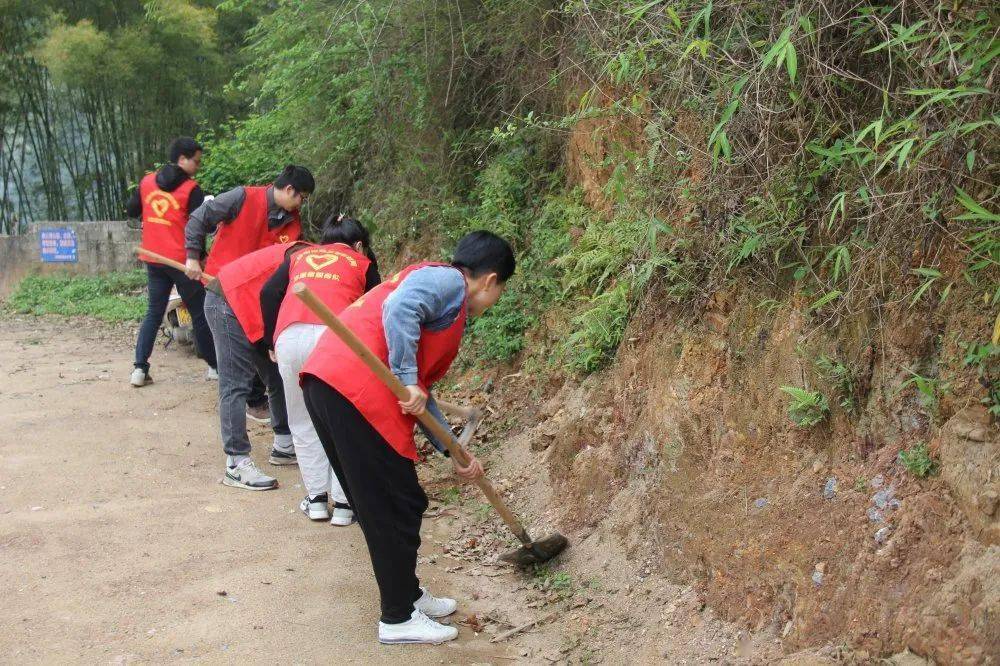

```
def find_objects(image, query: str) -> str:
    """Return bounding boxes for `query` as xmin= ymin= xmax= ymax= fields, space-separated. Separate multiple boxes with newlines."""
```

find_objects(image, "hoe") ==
xmin=294 ymin=283 xmax=568 ymax=567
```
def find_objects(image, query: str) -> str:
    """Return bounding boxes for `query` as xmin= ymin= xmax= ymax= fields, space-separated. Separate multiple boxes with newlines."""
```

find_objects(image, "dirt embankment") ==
xmin=489 ymin=296 xmax=998 ymax=664
xmin=459 ymin=105 xmax=999 ymax=663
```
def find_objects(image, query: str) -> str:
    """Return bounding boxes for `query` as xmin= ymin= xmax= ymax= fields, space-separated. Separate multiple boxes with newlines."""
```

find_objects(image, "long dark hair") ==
xmin=320 ymin=212 xmax=374 ymax=261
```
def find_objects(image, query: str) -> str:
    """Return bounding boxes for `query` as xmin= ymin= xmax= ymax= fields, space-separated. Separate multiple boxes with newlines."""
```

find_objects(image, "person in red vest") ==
xmin=203 ymin=240 xmax=308 ymax=491
xmin=300 ymin=231 xmax=514 ymax=645
xmin=127 ymin=137 xmax=217 ymax=388
xmin=184 ymin=164 xmax=314 ymax=424
xmin=259 ymin=214 xmax=381 ymax=525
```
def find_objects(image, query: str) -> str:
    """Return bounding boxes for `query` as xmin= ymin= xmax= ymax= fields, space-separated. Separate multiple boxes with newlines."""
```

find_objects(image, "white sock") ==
xmin=273 ymin=435 xmax=293 ymax=452
xmin=227 ymin=454 xmax=249 ymax=468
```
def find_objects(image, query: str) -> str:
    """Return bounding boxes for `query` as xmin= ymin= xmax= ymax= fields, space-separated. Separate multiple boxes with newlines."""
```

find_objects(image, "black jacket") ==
xmin=125 ymin=164 xmax=205 ymax=218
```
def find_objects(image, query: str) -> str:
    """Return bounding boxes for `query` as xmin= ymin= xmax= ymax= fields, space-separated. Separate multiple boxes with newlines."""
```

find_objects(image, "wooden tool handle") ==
xmin=436 ymin=399 xmax=481 ymax=422
xmin=134 ymin=247 xmax=215 ymax=282
xmin=293 ymin=283 xmax=532 ymax=545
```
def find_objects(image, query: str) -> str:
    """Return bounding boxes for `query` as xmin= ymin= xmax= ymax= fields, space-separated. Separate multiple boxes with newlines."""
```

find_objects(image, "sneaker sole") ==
xmin=246 ymin=414 xmax=272 ymax=424
xmin=302 ymin=506 xmax=330 ymax=521
xmin=222 ymin=476 xmax=277 ymax=491
xmin=378 ymin=636 xmax=457 ymax=645
xmin=268 ymin=456 xmax=298 ymax=466
xmin=330 ymin=517 xmax=354 ymax=527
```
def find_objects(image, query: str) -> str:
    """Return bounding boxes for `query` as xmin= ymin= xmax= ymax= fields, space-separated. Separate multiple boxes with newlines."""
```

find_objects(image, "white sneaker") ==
xmin=414 ymin=587 xmax=457 ymax=618
xmin=205 ymin=367 xmax=219 ymax=381
xmin=223 ymin=458 xmax=277 ymax=491
xmin=378 ymin=609 xmax=458 ymax=645
xmin=330 ymin=502 xmax=354 ymax=527
xmin=300 ymin=494 xmax=330 ymax=520
xmin=130 ymin=367 xmax=151 ymax=387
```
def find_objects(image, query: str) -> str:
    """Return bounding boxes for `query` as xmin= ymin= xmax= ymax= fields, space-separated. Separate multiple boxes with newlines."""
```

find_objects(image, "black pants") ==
xmin=134 ymin=262 xmax=216 ymax=372
xmin=303 ymin=377 xmax=426 ymax=624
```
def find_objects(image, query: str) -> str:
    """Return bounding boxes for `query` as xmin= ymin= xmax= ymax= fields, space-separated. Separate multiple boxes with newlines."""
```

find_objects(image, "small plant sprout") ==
xmin=898 ymin=442 xmax=939 ymax=478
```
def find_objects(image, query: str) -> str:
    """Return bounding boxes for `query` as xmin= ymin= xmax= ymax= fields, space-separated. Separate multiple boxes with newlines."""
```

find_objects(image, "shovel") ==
xmin=293 ymin=283 xmax=568 ymax=567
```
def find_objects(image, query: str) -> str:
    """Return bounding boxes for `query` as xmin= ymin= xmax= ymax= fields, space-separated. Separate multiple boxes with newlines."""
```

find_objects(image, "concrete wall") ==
xmin=0 ymin=221 xmax=142 ymax=298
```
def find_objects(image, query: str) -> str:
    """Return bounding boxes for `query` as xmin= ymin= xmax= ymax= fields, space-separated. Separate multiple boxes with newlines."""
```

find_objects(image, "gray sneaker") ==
xmin=223 ymin=458 xmax=278 ymax=491
xmin=268 ymin=447 xmax=297 ymax=466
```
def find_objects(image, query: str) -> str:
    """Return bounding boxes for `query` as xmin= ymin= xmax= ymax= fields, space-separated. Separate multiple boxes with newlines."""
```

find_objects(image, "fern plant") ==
xmin=780 ymin=386 xmax=830 ymax=427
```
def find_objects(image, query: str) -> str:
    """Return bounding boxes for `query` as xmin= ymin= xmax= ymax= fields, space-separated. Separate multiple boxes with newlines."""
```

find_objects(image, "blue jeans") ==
xmin=134 ymin=262 xmax=216 ymax=372
xmin=203 ymin=290 xmax=290 ymax=457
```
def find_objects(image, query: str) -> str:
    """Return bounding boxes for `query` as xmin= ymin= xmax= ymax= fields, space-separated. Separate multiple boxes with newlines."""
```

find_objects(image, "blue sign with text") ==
xmin=39 ymin=227 xmax=78 ymax=263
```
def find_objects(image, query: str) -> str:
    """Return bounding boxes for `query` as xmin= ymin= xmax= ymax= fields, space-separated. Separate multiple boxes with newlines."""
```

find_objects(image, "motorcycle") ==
xmin=162 ymin=288 xmax=199 ymax=355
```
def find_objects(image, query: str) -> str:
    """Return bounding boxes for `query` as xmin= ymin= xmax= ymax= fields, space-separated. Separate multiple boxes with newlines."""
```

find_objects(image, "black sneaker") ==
xmin=268 ymin=447 xmax=297 ymax=466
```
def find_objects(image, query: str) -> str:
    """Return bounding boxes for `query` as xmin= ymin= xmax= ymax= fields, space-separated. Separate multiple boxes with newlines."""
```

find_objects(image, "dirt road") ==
xmin=5 ymin=314 xmax=827 ymax=665
xmin=0 ymin=315 xmax=511 ymax=664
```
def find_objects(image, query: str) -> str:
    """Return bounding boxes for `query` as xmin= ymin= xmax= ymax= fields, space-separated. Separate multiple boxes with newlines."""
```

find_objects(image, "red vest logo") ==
xmin=144 ymin=190 xmax=180 ymax=225
xmin=304 ymin=254 xmax=339 ymax=271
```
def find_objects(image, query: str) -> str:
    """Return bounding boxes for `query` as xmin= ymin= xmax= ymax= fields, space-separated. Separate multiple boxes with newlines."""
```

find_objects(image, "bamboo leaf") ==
xmin=665 ymin=7 xmax=682 ymax=31
xmin=784 ymin=42 xmax=797 ymax=83
xmin=809 ymin=290 xmax=842 ymax=312
xmin=954 ymin=187 xmax=1000 ymax=222
xmin=625 ymin=0 xmax=664 ymax=30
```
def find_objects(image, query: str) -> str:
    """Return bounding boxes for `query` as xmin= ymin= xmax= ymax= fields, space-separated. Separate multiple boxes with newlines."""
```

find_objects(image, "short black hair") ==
xmin=168 ymin=137 xmax=202 ymax=163
xmin=320 ymin=212 xmax=371 ymax=252
xmin=451 ymin=231 xmax=515 ymax=282
xmin=274 ymin=164 xmax=315 ymax=194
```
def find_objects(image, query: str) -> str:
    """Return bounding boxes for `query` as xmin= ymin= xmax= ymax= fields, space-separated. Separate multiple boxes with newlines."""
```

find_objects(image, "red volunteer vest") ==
xmin=204 ymin=186 xmax=302 ymax=276
xmin=274 ymin=243 xmax=372 ymax=341
xmin=301 ymin=262 xmax=467 ymax=460
xmin=139 ymin=172 xmax=197 ymax=265
xmin=216 ymin=242 xmax=304 ymax=343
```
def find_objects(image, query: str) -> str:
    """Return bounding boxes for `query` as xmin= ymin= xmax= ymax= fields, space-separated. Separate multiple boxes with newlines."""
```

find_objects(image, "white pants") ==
xmin=275 ymin=323 xmax=348 ymax=504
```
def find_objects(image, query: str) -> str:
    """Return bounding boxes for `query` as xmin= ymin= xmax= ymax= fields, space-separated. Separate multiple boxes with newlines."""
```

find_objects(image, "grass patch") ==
xmin=531 ymin=565 xmax=575 ymax=598
xmin=436 ymin=486 xmax=462 ymax=505
xmin=6 ymin=270 xmax=147 ymax=323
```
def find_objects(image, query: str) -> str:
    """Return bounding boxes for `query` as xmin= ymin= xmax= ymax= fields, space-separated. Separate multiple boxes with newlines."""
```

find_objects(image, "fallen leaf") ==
xmin=461 ymin=614 xmax=485 ymax=632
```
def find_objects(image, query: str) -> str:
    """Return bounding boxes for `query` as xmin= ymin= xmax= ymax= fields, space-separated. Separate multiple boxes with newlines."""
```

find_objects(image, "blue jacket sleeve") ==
xmin=381 ymin=266 xmax=466 ymax=386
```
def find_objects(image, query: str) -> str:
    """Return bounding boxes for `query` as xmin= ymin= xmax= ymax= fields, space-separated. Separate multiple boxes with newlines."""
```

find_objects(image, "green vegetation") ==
xmin=6 ymin=271 xmax=147 ymax=323
xmin=961 ymin=342 xmax=1000 ymax=417
xmin=780 ymin=386 xmax=830 ymax=427
xmin=1 ymin=1 xmax=252 ymax=229
xmin=816 ymin=354 xmax=858 ymax=413
xmin=436 ymin=486 xmax=462 ymax=505
xmin=900 ymin=367 xmax=946 ymax=416
xmin=898 ymin=442 xmax=939 ymax=478
xmin=4 ymin=0 xmax=997 ymax=383
xmin=531 ymin=565 xmax=575 ymax=598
